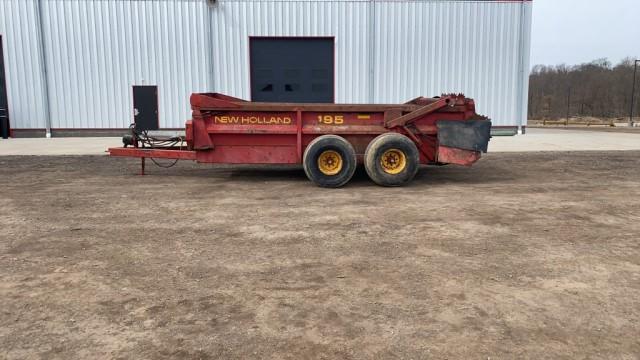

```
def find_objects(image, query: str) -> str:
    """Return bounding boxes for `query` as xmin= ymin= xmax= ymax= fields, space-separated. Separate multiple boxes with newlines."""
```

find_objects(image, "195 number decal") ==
xmin=317 ymin=115 xmax=344 ymax=125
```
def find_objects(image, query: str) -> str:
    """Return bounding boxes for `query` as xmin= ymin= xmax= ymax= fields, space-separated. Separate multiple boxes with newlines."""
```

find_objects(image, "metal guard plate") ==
xmin=436 ymin=120 xmax=492 ymax=153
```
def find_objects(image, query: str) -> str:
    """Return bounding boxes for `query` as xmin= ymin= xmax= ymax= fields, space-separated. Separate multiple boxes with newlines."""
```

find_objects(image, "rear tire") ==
xmin=303 ymin=135 xmax=357 ymax=188
xmin=364 ymin=132 xmax=420 ymax=187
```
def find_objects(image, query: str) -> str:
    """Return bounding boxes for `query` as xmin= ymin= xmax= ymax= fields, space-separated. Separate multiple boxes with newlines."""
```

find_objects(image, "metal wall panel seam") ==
xmin=35 ymin=0 xmax=51 ymax=135
xmin=520 ymin=2 xmax=532 ymax=129
xmin=206 ymin=0 xmax=215 ymax=90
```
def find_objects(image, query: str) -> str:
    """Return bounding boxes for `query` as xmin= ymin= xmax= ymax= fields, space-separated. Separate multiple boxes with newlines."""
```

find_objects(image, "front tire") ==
xmin=364 ymin=132 xmax=419 ymax=186
xmin=303 ymin=135 xmax=357 ymax=188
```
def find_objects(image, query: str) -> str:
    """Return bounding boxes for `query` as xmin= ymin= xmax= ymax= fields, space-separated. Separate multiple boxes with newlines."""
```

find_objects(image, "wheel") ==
xmin=364 ymin=132 xmax=420 ymax=186
xmin=303 ymin=135 xmax=357 ymax=188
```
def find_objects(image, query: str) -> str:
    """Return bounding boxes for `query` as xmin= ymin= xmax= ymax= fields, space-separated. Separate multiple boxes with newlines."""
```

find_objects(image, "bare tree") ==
xmin=528 ymin=58 xmax=639 ymax=120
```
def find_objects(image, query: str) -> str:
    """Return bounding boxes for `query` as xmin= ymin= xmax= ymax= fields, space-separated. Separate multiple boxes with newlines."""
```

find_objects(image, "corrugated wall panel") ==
xmin=211 ymin=0 xmax=372 ymax=103
xmin=40 ymin=0 xmax=210 ymax=129
xmin=214 ymin=0 xmax=530 ymax=128
xmin=2 ymin=0 xmax=531 ymax=132
xmin=373 ymin=1 xmax=530 ymax=127
xmin=518 ymin=2 xmax=533 ymax=128
xmin=0 ymin=0 xmax=47 ymax=129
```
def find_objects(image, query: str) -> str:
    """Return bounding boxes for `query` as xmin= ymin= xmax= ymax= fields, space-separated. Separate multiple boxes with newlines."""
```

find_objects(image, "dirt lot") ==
xmin=1 ymin=152 xmax=639 ymax=359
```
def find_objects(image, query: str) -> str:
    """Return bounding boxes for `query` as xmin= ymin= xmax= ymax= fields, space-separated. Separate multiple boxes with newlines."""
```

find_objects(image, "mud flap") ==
xmin=437 ymin=120 xmax=491 ymax=166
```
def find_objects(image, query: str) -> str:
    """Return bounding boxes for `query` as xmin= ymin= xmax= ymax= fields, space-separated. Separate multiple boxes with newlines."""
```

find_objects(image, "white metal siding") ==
xmin=210 ymin=0 xmax=372 ymax=103
xmin=0 ymin=0 xmax=47 ymax=129
xmin=213 ymin=0 xmax=531 ymax=127
xmin=1 ymin=0 xmax=532 ymax=132
xmin=373 ymin=0 xmax=532 ymax=127
xmin=40 ymin=0 xmax=210 ymax=129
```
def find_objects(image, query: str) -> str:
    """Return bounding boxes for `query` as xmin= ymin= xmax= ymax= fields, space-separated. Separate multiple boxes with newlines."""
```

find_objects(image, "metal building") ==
xmin=0 ymin=0 xmax=532 ymax=138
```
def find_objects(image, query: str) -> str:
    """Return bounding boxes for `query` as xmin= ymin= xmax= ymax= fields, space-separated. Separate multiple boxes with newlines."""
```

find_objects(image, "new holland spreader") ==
xmin=109 ymin=93 xmax=491 ymax=187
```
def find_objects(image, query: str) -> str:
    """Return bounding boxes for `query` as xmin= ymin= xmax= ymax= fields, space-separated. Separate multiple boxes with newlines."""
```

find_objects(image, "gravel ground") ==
xmin=1 ymin=152 xmax=639 ymax=359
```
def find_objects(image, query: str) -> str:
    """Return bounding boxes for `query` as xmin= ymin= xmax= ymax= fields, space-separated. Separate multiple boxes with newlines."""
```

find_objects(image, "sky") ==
xmin=531 ymin=0 xmax=640 ymax=67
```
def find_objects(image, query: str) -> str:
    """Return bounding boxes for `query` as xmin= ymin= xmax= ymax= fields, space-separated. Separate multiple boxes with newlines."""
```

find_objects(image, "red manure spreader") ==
xmin=109 ymin=93 xmax=491 ymax=187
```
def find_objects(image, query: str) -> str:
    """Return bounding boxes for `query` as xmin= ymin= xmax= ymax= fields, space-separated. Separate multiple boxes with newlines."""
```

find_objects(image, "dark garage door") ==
xmin=250 ymin=38 xmax=334 ymax=103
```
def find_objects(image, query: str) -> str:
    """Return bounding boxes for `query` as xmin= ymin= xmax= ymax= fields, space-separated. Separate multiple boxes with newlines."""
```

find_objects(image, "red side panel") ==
xmin=196 ymin=146 xmax=298 ymax=164
xmin=437 ymin=146 xmax=481 ymax=166
xmin=190 ymin=93 xmax=244 ymax=109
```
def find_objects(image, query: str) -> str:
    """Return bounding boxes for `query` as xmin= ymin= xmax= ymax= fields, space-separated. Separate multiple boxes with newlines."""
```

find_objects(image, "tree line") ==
xmin=528 ymin=58 xmax=639 ymax=120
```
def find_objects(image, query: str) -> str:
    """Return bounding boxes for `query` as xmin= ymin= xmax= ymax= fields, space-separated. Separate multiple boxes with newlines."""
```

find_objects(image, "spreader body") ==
xmin=109 ymin=93 xmax=491 ymax=187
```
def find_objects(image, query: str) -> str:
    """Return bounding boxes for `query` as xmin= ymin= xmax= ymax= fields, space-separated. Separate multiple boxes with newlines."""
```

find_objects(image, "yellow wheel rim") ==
xmin=318 ymin=150 xmax=343 ymax=176
xmin=380 ymin=149 xmax=407 ymax=175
